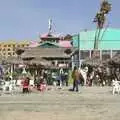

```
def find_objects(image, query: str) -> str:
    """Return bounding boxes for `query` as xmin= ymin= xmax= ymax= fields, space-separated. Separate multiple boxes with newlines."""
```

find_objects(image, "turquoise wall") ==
xmin=72 ymin=28 xmax=120 ymax=50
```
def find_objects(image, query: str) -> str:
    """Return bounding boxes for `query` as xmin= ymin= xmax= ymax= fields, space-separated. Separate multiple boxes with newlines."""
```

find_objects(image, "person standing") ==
xmin=22 ymin=77 xmax=30 ymax=93
xmin=72 ymin=66 xmax=80 ymax=92
xmin=59 ymin=68 xmax=64 ymax=87
xmin=64 ymin=71 xmax=68 ymax=86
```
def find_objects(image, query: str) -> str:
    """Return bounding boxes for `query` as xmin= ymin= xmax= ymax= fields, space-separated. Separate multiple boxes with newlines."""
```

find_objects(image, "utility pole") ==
xmin=78 ymin=33 xmax=81 ymax=68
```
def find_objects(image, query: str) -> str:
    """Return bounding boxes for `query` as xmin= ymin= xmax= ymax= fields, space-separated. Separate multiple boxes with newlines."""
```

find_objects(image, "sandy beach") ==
xmin=0 ymin=86 xmax=120 ymax=120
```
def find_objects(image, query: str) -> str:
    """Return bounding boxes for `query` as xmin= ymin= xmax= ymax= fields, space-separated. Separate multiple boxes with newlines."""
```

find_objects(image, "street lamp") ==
xmin=78 ymin=33 xmax=81 ymax=68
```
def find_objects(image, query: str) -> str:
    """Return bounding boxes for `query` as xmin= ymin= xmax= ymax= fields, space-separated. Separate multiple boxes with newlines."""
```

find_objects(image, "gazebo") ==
xmin=21 ymin=47 xmax=71 ymax=67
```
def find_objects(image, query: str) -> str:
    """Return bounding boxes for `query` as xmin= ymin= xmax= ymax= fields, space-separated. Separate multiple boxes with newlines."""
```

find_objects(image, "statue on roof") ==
xmin=48 ymin=18 xmax=52 ymax=34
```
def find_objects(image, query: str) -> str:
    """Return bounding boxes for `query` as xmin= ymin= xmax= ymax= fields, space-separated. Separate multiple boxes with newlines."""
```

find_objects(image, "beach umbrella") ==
xmin=83 ymin=57 xmax=110 ymax=67
xmin=83 ymin=57 xmax=103 ymax=66
xmin=22 ymin=68 xmax=27 ymax=74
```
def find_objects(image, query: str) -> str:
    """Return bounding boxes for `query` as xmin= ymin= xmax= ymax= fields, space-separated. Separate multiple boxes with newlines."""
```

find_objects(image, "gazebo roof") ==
xmin=30 ymin=57 xmax=51 ymax=66
xmin=21 ymin=47 xmax=71 ymax=58
xmin=59 ymin=40 xmax=72 ymax=48
xmin=6 ymin=57 xmax=23 ymax=64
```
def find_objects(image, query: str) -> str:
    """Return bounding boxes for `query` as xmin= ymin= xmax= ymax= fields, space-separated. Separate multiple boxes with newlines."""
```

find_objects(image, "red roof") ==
xmin=59 ymin=40 xmax=72 ymax=48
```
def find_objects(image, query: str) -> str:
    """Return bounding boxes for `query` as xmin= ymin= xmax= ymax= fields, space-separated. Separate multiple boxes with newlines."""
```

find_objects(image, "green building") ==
xmin=72 ymin=28 xmax=120 ymax=67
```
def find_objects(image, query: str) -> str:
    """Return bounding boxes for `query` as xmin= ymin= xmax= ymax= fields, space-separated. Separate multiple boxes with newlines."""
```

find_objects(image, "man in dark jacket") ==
xmin=72 ymin=66 xmax=80 ymax=92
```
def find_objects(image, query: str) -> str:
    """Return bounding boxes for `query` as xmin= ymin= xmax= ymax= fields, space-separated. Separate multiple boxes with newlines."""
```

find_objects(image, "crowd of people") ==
xmin=19 ymin=68 xmax=69 ymax=93
xmin=0 ymin=63 xmax=119 ymax=94
xmin=71 ymin=63 xmax=120 ymax=92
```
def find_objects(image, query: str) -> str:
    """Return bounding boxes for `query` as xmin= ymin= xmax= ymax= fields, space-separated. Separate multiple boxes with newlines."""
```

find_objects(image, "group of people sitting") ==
xmin=21 ymin=76 xmax=47 ymax=93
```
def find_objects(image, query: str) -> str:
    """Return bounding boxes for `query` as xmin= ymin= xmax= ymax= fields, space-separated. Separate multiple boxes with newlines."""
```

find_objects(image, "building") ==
xmin=0 ymin=41 xmax=29 ymax=58
xmin=21 ymin=33 xmax=72 ymax=68
xmin=72 ymin=28 xmax=120 ymax=67
xmin=9 ymin=19 xmax=73 ymax=69
xmin=20 ymin=19 xmax=73 ymax=68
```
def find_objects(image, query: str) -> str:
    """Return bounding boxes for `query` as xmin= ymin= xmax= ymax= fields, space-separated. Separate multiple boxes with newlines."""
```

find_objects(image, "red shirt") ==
xmin=22 ymin=79 xmax=29 ymax=88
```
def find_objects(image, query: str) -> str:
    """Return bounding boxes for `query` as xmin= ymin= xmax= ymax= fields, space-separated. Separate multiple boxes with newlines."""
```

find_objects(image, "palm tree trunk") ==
xmin=94 ymin=27 xmax=101 ymax=50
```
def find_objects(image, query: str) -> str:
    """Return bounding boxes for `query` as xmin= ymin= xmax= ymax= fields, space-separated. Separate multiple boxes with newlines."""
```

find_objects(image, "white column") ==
xmin=89 ymin=50 xmax=92 ymax=58
xmin=100 ymin=50 xmax=102 ymax=60
xmin=110 ymin=49 xmax=112 ymax=59
xmin=10 ymin=64 xmax=13 ymax=80
xmin=71 ymin=55 xmax=74 ymax=70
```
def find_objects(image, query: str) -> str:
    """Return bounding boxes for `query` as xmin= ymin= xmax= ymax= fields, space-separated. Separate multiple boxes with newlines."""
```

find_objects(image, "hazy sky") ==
xmin=0 ymin=0 xmax=119 ymax=41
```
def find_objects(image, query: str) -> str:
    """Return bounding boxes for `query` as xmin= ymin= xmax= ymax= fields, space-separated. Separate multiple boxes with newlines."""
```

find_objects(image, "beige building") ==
xmin=0 ymin=41 xmax=29 ymax=58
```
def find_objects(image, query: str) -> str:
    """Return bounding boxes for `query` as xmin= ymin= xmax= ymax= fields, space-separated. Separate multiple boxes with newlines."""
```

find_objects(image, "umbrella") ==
xmin=83 ymin=57 xmax=102 ymax=66
xmin=83 ymin=57 xmax=109 ymax=67
xmin=22 ymin=68 xmax=27 ymax=74
xmin=30 ymin=58 xmax=51 ymax=66
xmin=6 ymin=57 xmax=23 ymax=64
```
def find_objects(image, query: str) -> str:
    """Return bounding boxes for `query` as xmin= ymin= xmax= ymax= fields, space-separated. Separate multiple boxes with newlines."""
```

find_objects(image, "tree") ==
xmin=93 ymin=0 xmax=112 ymax=50
xmin=64 ymin=49 xmax=72 ymax=55
xmin=64 ymin=34 xmax=72 ymax=41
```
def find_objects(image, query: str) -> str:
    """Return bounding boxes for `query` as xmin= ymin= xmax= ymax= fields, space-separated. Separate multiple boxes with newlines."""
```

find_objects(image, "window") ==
xmin=13 ymin=44 xmax=15 ymax=48
xmin=8 ymin=48 xmax=11 ymax=51
xmin=102 ymin=50 xmax=110 ymax=60
xmin=81 ymin=50 xmax=90 ymax=59
xmin=112 ymin=50 xmax=120 ymax=57
xmin=91 ymin=50 xmax=100 ymax=59
xmin=8 ymin=52 xmax=11 ymax=56
xmin=8 ymin=45 xmax=11 ymax=47
xmin=4 ymin=45 xmax=7 ymax=47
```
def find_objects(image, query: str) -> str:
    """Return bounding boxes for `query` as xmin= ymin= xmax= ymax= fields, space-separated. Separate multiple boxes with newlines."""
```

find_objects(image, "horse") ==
xmin=78 ymin=67 xmax=88 ymax=86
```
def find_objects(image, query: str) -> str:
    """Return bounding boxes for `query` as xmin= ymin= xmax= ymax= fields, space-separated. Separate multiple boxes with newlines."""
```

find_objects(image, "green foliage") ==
xmin=100 ymin=1 xmax=111 ymax=14
xmin=64 ymin=34 xmax=72 ymax=40
xmin=12 ymin=71 xmax=18 ymax=79
xmin=93 ymin=0 xmax=112 ymax=28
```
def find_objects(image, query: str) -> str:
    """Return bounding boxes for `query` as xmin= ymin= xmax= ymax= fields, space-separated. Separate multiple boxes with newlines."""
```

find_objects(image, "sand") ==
xmin=0 ymin=86 xmax=120 ymax=120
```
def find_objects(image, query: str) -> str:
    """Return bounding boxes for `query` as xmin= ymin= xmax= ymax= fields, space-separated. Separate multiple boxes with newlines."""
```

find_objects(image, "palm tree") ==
xmin=100 ymin=0 xmax=111 ymax=14
xmin=93 ymin=0 xmax=111 ymax=53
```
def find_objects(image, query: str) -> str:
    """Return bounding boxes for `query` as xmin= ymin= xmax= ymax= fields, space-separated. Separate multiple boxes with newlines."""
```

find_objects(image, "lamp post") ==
xmin=78 ymin=33 xmax=81 ymax=68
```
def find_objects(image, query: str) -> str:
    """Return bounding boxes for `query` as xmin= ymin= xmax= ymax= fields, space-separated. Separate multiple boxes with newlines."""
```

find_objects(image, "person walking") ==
xmin=72 ymin=66 xmax=80 ymax=92
xmin=59 ymin=68 xmax=64 ymax=87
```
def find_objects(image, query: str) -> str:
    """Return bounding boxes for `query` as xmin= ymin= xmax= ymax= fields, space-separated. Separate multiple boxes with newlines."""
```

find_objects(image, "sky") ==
xmin=0 ymin=0 xmax=119 ymax=41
